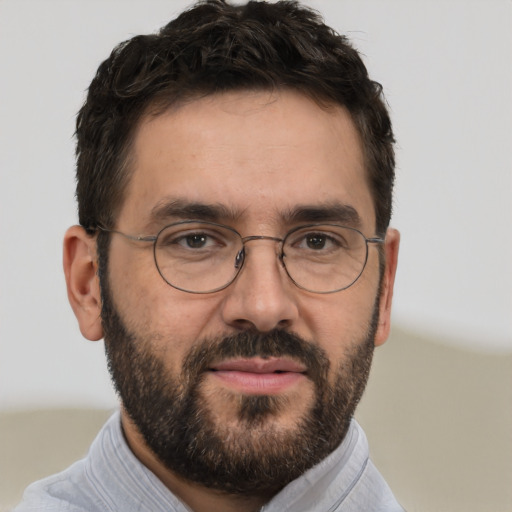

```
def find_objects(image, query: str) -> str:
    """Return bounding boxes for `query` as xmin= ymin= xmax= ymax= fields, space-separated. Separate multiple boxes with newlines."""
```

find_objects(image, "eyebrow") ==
xmin=282 ymin=203 xmax=362 ymax=228
xmin=147 ymin=198 xmax=362 ymax=230
xmin=147 ymin=198 xmax=243 ymax=227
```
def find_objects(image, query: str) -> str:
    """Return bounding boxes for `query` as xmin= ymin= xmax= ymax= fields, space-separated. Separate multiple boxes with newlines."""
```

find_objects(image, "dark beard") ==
xmin=99 ymin=250 xmax=377 ymax=498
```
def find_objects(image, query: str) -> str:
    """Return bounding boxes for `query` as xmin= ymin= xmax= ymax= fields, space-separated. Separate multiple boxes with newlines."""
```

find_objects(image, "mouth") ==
xmin=208 ymin=357 xmax=307 ymax=395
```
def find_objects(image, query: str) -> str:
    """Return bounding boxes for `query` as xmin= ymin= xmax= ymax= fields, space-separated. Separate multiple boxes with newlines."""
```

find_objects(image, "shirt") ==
xmin=14 ymin=412 xmax=404 ymax=511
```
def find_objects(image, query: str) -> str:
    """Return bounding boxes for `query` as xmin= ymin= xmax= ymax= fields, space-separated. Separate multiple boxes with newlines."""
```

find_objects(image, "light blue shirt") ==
xmin=15 ymin=412 xmax=404 ymax=511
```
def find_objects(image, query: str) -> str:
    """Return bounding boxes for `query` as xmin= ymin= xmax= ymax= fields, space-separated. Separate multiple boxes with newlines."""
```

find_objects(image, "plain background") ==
xmin=0 ymin=0 xmax=511 ymax=411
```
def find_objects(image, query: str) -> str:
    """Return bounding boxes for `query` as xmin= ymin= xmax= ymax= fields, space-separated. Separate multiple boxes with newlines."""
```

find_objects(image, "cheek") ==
xmin=108 ymin=246 xmax=158 ymax=322
xmin=298 ymin=285 xmax=378 ymax=362
xmin=109 ymin=244 xmax=226 ymax=369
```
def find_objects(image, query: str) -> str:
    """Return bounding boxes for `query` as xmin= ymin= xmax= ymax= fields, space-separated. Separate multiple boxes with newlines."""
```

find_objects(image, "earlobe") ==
xmin=63 ymin=225 xmax=104 ymax=341
xmin=374 ymin=228 xmax=400 ymax=347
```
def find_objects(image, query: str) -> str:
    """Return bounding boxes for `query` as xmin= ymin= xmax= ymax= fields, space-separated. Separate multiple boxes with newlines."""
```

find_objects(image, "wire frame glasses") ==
xmin=100 ymin=220 xmax=384 ymax=294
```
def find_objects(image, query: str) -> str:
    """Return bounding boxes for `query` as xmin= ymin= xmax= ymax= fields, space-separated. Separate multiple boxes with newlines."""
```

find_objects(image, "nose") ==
xmin=220 ymin=240 xmax=299 ymax=332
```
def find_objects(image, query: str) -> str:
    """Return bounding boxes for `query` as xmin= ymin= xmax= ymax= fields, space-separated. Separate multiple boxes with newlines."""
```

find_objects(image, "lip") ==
xmin=208 ymin=357 xmax=307 ymax=395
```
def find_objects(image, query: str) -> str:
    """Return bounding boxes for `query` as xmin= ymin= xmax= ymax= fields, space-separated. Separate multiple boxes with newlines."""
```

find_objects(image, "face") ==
xmin=96 ymin=90 xmax=397 ymax=496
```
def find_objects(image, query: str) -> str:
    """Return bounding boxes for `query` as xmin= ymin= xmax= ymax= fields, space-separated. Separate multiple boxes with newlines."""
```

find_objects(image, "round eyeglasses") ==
xmin=98 ymin=220 xmax=384 ymax=294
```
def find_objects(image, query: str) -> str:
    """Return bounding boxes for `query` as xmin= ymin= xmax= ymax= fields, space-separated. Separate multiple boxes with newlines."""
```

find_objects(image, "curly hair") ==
xmin=76 ymin=0 xmax=395 ymax=235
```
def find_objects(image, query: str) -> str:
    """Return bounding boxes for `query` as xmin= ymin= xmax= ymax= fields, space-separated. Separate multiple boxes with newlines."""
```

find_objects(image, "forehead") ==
xmin=120 ymin=90 xmax=375 ymax=232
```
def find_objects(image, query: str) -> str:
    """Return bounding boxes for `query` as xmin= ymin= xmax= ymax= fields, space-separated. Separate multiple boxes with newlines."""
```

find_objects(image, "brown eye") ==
xmin=306 ymin=234 xmax=327 ymax=250
xmin=183 ymin=234 xmax=208 ymax=249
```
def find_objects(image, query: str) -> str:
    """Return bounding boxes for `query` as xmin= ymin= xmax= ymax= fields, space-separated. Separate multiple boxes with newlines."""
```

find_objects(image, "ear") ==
xmin=374 ymin=228 xmax=400 ymax=347
xmin=63 ymin=225 xmax=103 ymax=341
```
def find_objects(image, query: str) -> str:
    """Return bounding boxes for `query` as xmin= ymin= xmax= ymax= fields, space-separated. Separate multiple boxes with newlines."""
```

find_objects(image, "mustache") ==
xmin=182 ymin=329 xmax=330 ymax=385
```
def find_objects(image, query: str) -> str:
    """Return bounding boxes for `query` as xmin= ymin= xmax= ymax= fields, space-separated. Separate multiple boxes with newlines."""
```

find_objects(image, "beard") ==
xmin=99 ymin=252 xmax=378 ymax=498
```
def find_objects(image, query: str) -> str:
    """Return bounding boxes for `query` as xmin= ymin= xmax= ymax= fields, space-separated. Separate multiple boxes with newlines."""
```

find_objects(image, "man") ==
xmin=16 ymin=1 xmax=401 ymax=510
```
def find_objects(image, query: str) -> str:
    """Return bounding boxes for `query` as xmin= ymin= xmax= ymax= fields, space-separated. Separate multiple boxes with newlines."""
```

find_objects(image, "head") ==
xmin=76 ymin=0 xmax=394 ymax=236
xmin=64 ymin=0 xmax=399 ymax=503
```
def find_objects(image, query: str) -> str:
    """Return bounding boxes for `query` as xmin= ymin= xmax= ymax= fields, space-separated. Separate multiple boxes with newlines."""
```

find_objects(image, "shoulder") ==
xmin=12 ymin=413 xmax=123 ymax=512
xmin=12 ymin=460 xmax=103 ymax=512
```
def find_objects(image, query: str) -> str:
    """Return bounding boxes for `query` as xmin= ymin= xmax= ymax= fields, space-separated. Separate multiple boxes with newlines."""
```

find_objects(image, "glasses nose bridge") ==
xmin=235 ymin=234 xmax=285 ymax=271
xmin=241 ymin=234 xmax=284 ymax=245
xmin=241 ymin=234 xmax=285 ymax=258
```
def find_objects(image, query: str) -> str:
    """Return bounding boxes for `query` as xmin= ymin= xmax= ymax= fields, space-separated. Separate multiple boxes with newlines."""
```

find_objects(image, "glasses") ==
xmin=99 ymin=220 xmax=384 ymax=294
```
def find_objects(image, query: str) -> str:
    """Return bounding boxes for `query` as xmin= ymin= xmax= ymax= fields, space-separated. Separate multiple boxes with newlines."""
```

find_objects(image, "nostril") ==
xmin=277 ymin=318 xmax=291 ymax=329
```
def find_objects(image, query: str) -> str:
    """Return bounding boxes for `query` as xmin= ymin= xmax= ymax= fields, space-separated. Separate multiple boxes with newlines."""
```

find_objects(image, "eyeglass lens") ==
xmin=153 ymin=222 xmax=369 ymax=294
xmin=154 ymin=222 xmax=367 ymax=293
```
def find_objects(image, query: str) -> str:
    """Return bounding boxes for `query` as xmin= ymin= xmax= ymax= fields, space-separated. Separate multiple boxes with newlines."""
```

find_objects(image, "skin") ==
xmin=63 ymin=89 xmax=400 ymax=512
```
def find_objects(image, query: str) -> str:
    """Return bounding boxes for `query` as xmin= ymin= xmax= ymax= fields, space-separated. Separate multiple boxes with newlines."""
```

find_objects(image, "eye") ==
xmin=295 ymin=232 xmax=340 ymax=251
xmin=285 ymin=226 xmax=355 ymax=259
xmin=157 ymin=224 xmax=236 ymax=254
xmin=170 ymin=231 xmax=224 ymax=250
xmin=304 ymin=234 xmax=330 ymax=250
xmin=180 ymin=233 xmax=211 ymax=249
